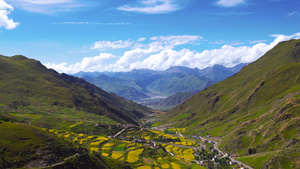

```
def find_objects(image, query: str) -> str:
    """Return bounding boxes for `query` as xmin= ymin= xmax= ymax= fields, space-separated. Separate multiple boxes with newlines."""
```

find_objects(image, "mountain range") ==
xmin=158 ymin=39 xmax=300 ymax=168
xmin=73 ymin=64 xmax=248 ymax=104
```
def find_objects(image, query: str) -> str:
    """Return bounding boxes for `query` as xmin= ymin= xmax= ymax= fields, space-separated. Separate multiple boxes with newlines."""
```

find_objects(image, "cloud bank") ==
xmin=44 ymin=33 xmax=300 ymax=74
xmin=118 ymin=0 xmax=180 ymax=14
xmin=0 ymin=0 xmax=19 ymax=29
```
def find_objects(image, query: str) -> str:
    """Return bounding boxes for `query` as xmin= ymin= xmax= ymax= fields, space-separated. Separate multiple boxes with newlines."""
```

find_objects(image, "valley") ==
xmin=38 ymin=120 xmax=253 ymax=169
xmin=0 ymin=39 xmax=299 ymax=169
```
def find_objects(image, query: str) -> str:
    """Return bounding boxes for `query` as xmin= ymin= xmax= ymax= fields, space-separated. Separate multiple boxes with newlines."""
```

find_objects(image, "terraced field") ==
xmin=48 ymin=127 xmax=204 ymax=169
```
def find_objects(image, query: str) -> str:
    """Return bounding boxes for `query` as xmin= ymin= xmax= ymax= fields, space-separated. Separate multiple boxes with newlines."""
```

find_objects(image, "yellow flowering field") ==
xmin=95 ymin=136 xmax=109 ymax=141
xmin=102 ymin=152 xmax=109 ymax=157
xmin=79 ymin=139 xmax=87 ymax=144
xmin=177 ymin=148 xmax=194 ymax=160
xmin=143 ymin=136 xmax=151 ymax=140
xmin=90 ymin=147 xmax=99 ymax=151
xmin=111 ymin=151 xmax=123 ymax=159
xmin=69 ymin=121 xmax=83 ymax=128
xmin=137 ymin=166 xmax=151 ymax=169
xmin=171 ymin=162 xmax=181 ymax=169
xmin=127 ymin=148 xmax=144 ymax=163
xmin=161 ymin=163 xmax=170 ymax=168
xmin=90 ymin=141 xmax=102 ymax=146
xmin=78 ymin=133 xmax=84 ymax=137
xmin=64 ymin=134 xmax=70 ymax=138
xmin=165 ymin=145 xmax=173 ymax=152
xmin=102 ymin=143 xmax=114 ymax=150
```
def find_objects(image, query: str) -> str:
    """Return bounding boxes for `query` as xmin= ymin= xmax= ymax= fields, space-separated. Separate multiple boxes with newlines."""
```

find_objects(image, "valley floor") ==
xmin=47 ymin=121 xmax=253 ymax=169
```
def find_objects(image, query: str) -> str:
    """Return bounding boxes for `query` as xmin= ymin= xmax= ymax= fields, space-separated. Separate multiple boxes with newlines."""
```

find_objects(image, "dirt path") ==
xmin=114 ymin=128 xmax=125 ymax=137
xmin=40 ymin=153 xmax=80 ymax=168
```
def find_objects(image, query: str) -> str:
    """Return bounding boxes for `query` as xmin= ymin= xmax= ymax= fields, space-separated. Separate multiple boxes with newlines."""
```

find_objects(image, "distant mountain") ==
xmin=73 ymin=64 xmax=247 ymax=103
xmin=0 ymin=55 xmax=152 ymax=127
xmin=145 ymin=66 xmax=214 ymax=96
xmin=142 ymin=92 xmax=193 ymax=111
xmin=158 ymin=39 xmax=300 ymax=168
xmin=199 ymin=63 xmax=248 ymax=82
xmin=82 ymin=74 xmax=149 ymax=101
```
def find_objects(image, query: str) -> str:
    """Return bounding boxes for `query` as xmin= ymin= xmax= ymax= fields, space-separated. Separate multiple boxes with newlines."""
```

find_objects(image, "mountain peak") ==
xmin=164 ymin=66 xmax=198 ymax=74
xmin=11 ymin=55 xmax=28 ymax=61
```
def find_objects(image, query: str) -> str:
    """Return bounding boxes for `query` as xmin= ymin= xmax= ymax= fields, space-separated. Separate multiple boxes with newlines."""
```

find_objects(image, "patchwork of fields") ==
xmin=49 ymin=125 xmax=204 ymax=169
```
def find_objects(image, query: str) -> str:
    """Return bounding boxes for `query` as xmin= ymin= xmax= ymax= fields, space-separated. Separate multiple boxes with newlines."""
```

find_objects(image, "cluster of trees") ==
xmin=215 ymin=157 xmax=230 ymax=166
xmin=141 ymin=122 xmax=153 ymax=128
xmin=196 ymin=147 xmax=218 ymax=161
xmin=163 ymin=129 xmax=176 ymax=134
xmin=195 ymin=147 xmax=231 ymax=169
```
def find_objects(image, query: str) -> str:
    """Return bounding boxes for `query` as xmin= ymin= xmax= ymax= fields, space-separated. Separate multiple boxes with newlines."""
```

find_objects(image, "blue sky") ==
xmin=0 ymin=0 xmax=300 ymax=73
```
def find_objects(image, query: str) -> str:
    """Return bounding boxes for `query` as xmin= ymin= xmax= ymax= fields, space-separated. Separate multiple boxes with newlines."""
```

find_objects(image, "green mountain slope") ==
xmin=83 ymin=74 xmax=149 ymax=101
xmin=0 ymin=119 xmax=131 ymax=169
xmin=0 ymin=55 xmax=151 ymax=127
xmin=59 ymin=73 xmax=152 ymax=119
xmin=159 ymin=39 xmax=300 ymax=168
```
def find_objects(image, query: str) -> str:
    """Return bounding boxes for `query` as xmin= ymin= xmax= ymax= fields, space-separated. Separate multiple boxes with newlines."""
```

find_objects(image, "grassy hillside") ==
xmin=83 ymin=74 xmax=149 ymax=101
xmin=0 ymin=55 xmax=150 ymax=127
xmin=0 ymin=119 xmax=131 ymax=169
xmin=0 ymin=119 xmax=81 ymax=168
xmin=158 ymin=39 xmax=300 ymax=168
xmin=60 ymin=73 xmax=152 ymax=120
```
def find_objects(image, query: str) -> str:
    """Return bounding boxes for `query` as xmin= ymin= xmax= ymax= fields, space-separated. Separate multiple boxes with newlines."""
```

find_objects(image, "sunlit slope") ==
xmin=160 ymin=39 xmax=300 ymax=168
xmin=0 ymin=120 xmax=131 ymax=169
xmin=0 ymin=55 xmax=145 ymax=126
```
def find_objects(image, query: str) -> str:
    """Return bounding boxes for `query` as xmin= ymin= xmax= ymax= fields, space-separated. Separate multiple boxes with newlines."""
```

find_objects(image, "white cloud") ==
xmin=15 ymin=0 xmax=73 ymax=5
xmin=216 ymin=0 xmax=244 ymax=7
xmin=287 ymin=11 xmax=300 ymax=17
xmin=249 ymin=40 xmax=268 ymax=44
xmin=150 ymin=35 xmax=203 ymax=46
xmin=91 ymin=35 xmax=202 ymax=51
xmin=91 ymin=40 xmax=134 ymax=50
xmin=44 ymin=33 xmax=300 ymax=74
xmin=137 ymin=37 xmax=146 ymax=42
xmin=118 ymin=0 xmax=180 ymax=14
xmin=0 ymin=0 xmax=19 ymax=29
xmin=209 ymin=40 xmax=226 ymax=45
xmin=52 ymin=22 xmax=131 ymax=25
xmin=9 ymin=0 xmax=90 ymax=13
xmin=44 ymin=53 xmax=115 ymax=73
